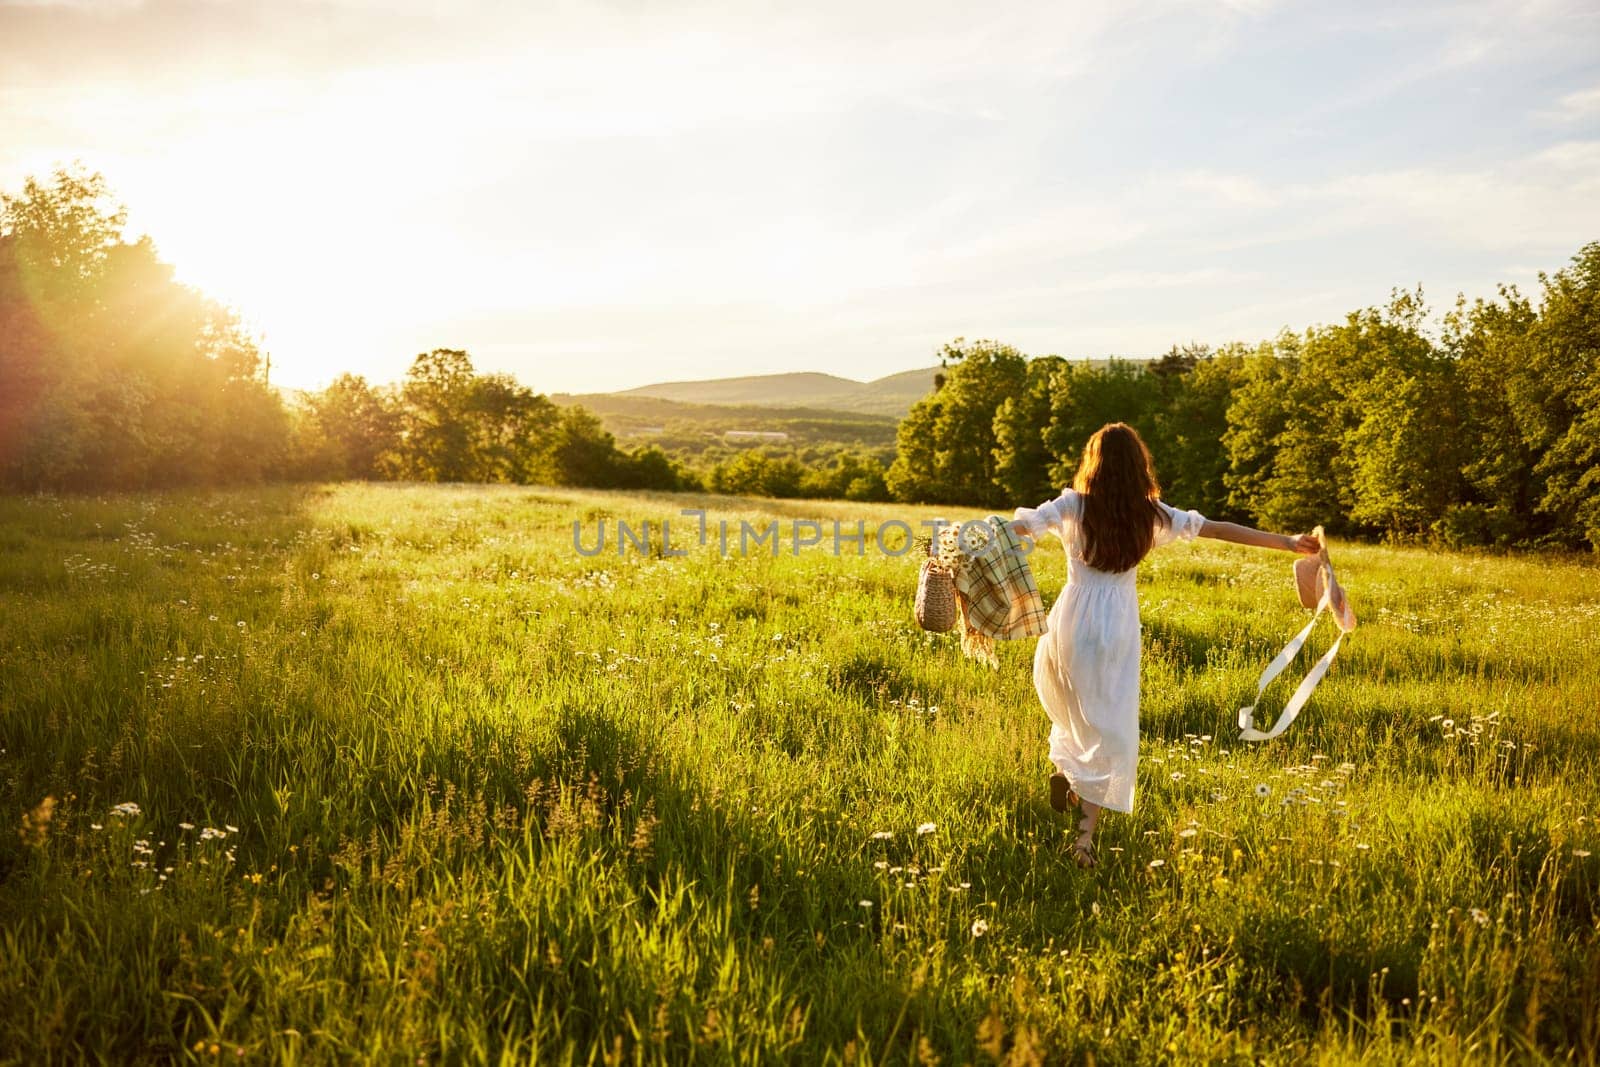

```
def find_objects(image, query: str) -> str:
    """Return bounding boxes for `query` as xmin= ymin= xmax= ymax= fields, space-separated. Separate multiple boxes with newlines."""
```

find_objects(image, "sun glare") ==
xmin=101 ymin=71 xmax=496 ymax=389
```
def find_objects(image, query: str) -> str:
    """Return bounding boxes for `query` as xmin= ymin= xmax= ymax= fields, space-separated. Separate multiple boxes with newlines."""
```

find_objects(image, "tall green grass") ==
xmin=0 ymin=484 xmax=1595 ymax=1064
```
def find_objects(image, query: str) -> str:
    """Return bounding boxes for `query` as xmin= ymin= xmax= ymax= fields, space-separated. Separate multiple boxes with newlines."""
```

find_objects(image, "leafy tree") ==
xmin=1523 ymin=243 xmax=1600 ymax=548
xmin=1222 ymin=292 xmax=1447 ymax=535
xmin=1346 ymin=364 xmax=1465 ymax=536
xmin=1151 ymin=346 xmax=1246 ymax=518
xmin=1541 ymin=383 xmax=1600 ymax=549
xmin=0 ymin=166 xmax=287 ymax=490
xmin=1307 ymin=292 xmax=1442 ymax=534
xmin=2 ymin=167 xmax=126 ymax=302
xmin=550 ymin=406 xmax=627 ymax=488
xmin=1040 ymin=358 xmax=1151 ymax=488
xmin=993 ymin=355 xmax=1065 ymax=505
xmin=616 ymin=444 xmax=694 ymax=491
xmin=799 ymin=450 xmax=890 ymax=501
xmin=297 ymin=374 xmax=400 ymax=479
xmin=1253 ymin=322 xmax=1364 ymax=533
xmin=469 ymin=373 xmax=559 ymax=484
xmin=931 ymin=339 xmax=1028 ymax=506
xmin=398 ymin=349 xmax=477 ymax=481
xmin=886 ymin=338 xmax=1026 ymax=505
xmin=844 ymin=471 xmax=888 ymax=501
xmin=1441 ymin=287 xmax=1540 ymax=544
xmin=884 ymin=385 xmax=945 ymax=503
xmin=709 ymin=450 xmax=805 ymax=498
xmin=1220 ymin=338 xmax=1297 ymax=525
xmin=1142 ymin=341 xmax=1210 ymax=467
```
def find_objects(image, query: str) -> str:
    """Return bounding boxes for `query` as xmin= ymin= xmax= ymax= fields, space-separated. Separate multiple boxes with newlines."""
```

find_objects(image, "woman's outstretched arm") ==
xmin=1197 ymin=519 xmax=1321 ymax=554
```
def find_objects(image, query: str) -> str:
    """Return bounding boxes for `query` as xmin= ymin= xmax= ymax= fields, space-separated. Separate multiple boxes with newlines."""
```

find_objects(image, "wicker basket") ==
xmin=914 ymin=556 xmax=959 ymax=632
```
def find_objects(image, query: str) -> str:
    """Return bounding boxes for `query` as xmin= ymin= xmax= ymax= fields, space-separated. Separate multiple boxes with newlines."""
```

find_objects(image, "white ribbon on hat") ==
xmin=1237 ymin=583 xmax=1347 ymax=742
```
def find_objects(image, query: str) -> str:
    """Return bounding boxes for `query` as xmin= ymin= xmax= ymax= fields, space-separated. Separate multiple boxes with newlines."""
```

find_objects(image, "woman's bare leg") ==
xmin=1075 ymin=799 xmax=1102 ymax=856
xmin=1076 ymin=799 xmax=1102 ymax=840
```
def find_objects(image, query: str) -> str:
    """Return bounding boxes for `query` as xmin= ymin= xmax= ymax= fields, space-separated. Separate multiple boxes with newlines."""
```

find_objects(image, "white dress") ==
xmin=1012 ymin=489 xmax=1206 ymax=814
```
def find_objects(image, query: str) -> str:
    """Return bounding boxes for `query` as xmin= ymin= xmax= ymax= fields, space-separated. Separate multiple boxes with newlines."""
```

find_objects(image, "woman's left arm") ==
xmin=1008 ymin=519 xmax=1034 ymax=540
xmin=1011 ymin=491 xmax=1070 ymax=542
xmin=1198 ymin=519 xmax=1320 ymax=554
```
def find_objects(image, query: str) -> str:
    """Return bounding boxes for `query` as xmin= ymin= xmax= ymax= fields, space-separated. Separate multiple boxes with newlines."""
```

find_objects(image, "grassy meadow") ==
xmin=0 ymin=483 xmax=1596 ymax=1065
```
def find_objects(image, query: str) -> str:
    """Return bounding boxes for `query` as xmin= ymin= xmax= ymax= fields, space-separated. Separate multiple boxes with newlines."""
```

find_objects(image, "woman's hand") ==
xmin=1009 ymin=520 xmax=1032 ymax=540
xmin=1198 ymin=519 xmax=1320 ymax=554
xmin=1288 ymin=532 xmax=1322 ymax=554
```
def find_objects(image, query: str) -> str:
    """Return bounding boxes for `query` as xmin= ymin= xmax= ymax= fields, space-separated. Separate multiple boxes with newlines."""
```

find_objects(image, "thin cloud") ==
xmin=1538 ymin=84 xmax=1600 ymax=123
xmin=1294 ymin=142 xmax=1600 ymax=251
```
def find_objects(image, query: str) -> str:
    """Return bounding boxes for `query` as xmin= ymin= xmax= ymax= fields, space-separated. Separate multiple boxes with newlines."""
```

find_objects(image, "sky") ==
xmin=2 ymin=0 xmax=1598 ymax=395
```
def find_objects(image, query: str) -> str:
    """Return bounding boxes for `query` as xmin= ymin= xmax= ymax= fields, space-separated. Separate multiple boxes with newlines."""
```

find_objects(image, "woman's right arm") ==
xmin=1197 ymin=519 xmax=1321 ymax=554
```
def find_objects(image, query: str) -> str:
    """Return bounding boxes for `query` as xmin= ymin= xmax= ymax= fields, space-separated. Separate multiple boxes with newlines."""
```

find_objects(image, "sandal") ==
xmin=1048 ymin=773 xmax=1080 ymax=814
xmin=1069 ymin=838 xmax=1098 ymax=870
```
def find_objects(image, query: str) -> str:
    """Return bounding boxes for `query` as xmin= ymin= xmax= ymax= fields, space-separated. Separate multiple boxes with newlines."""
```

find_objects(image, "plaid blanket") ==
xmin=939 ymin=515 xmax=1048 ymax=666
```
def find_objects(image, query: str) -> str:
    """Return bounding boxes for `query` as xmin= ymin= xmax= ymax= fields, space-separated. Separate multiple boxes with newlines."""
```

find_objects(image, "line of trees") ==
xmin=704 ymin=449 xmax=890 ymax=501
xmin=888 ymin=247 xmax=1600 ymax=550
xmin=287 ymin=351 xmax=693 ymax=490
xmin=3 ymin=167 xmax=1595 ymax=549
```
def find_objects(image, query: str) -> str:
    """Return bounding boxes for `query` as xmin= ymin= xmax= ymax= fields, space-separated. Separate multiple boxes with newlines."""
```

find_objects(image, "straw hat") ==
xmin=1293 ymin=524 xmax=1356 ymax=632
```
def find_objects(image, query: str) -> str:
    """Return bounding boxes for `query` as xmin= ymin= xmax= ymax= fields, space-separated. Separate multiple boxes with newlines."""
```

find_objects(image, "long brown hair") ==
xmin=1073 ymin=422 xmax=1168 ymax=572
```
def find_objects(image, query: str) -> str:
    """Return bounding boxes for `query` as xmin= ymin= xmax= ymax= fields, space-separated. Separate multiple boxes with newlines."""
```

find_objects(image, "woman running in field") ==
xmin=1009 ymin=422 xmax=1321 ymax=869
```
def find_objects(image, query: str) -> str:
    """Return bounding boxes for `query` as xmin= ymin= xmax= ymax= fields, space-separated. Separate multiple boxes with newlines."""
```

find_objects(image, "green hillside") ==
xmin=607 ymin=366 xmax=943 ymax=417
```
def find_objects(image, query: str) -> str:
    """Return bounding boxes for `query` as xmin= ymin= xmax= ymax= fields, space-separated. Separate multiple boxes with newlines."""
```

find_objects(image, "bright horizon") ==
xmin=3 ymin=0 xmax=1597 ymax=395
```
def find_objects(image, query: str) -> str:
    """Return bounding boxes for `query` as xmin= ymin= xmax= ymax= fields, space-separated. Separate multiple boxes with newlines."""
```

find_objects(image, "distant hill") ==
xmin=607 ymin=366 xmax=942 ymax=418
